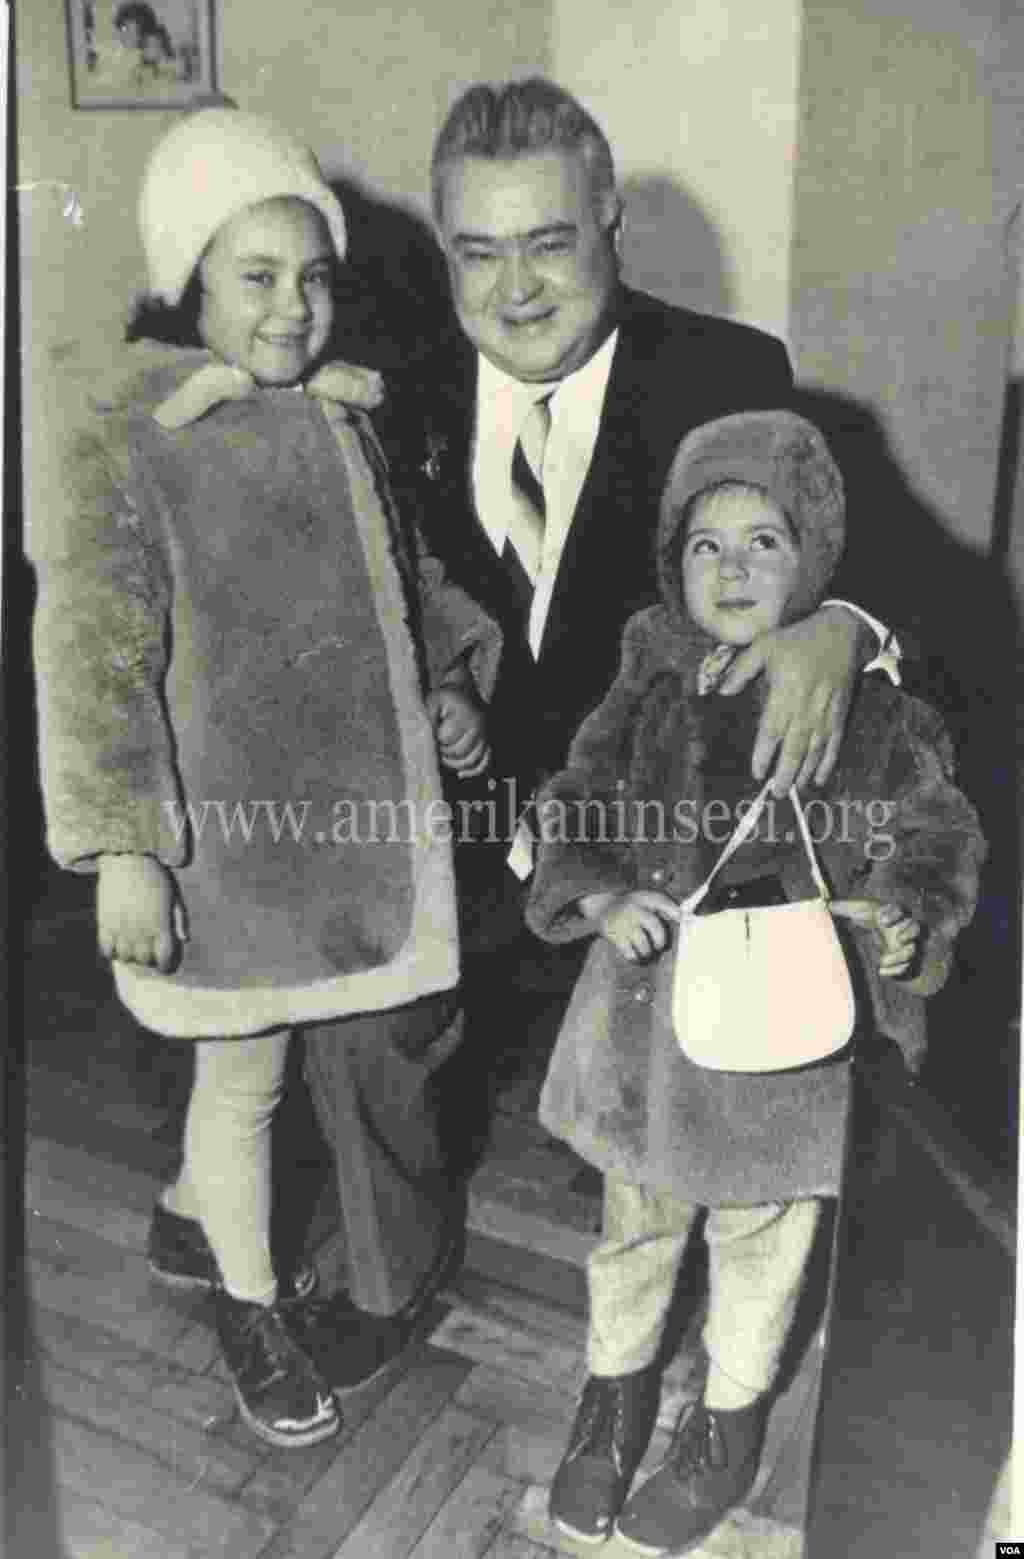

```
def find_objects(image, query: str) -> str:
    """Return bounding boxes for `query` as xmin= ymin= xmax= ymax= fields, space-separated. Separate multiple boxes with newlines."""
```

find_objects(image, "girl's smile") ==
xmin=197 ymin=197 xmax=335 ymax=387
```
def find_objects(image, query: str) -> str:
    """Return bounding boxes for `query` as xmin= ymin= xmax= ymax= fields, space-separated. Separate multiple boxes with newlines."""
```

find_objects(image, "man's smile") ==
xmin=501 ymin=309 xmax=557 ymax=330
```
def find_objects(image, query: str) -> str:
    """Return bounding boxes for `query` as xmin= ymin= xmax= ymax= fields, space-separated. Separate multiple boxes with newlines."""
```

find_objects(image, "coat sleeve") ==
xmin=526 ymin=610 xmax=669 ymax=943
xmin=413 ymin=534 xmax=503 ymax=702
xmin=29 ymin=421 xmax=186 ymax=872
xmin=848 ymin=694 xmax=986 ymax=997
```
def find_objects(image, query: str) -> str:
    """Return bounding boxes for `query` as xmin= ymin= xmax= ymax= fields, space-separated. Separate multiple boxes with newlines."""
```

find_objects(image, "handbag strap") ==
xmin=678 ymin=781 xmax=830 ymax=914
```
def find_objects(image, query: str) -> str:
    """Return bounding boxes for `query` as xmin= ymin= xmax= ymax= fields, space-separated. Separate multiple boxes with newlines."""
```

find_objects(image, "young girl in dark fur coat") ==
xmin=30 ymin=111 xmax=501 ymax=1450
xmin=526 ymin=410 xmax=985 ymax=1554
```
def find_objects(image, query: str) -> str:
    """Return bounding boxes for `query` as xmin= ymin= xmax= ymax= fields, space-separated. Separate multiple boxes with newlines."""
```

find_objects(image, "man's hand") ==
xmin=580 ymin=889 xmax=679 ymax=961
xmin=426 ymin=687 xmax=491 ymax=777
xmin=830 ymin=898 xmax=921 ymax=978
xmin=97 ymin=853 xmax=183 ymax=972
xmin=718 ymin=605 xmax=870 ymax=795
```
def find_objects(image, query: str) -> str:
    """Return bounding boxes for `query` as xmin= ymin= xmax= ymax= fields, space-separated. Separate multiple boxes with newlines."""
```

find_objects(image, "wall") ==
xmin=551 ymin=0 xmax=802 ymax=337
xmin=19 ymin=0 xmax=1022 ymax=555
xmin=789 ymin=0 xmax=1019 ymax=552
xmin=218 ymin=0 xmax=551 ymax=212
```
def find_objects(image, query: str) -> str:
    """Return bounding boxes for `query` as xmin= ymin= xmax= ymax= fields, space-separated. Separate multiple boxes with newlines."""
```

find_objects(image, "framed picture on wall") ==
xmin=66 ymin=0 xmax=217 ymax=109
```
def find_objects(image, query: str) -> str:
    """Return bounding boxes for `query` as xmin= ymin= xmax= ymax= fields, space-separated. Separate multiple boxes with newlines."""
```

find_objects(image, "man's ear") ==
xmin=601 ymin=192 xmax=625 ymax=254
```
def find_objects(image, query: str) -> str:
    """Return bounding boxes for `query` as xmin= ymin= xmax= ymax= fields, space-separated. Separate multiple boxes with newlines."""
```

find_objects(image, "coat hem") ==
xmin=537 ymin=1108 xmax=844 ymax=1206
xmin=115 ymin=946 xmax=460 ymax=1039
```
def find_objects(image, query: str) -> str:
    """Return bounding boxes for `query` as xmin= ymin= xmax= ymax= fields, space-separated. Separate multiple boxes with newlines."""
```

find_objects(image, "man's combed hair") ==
xmin=430 ymin=78 xmax=616 ymax=222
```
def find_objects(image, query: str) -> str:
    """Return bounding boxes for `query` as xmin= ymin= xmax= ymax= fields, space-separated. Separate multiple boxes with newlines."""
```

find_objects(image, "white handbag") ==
xmin=671 ymin=782 xmax=856 ymax=1072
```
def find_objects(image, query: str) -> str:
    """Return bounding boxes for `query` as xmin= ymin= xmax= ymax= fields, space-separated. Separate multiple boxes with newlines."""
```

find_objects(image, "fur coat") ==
xmin=526 ymin=605 xmax=985 ymax=1204
xmin=31 ymin=344 xmax=501 ymax=1039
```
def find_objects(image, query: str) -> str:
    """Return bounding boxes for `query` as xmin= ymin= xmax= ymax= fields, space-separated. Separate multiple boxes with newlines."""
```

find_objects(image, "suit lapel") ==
xmin=538 ymin=290 xmax=725 ymax=664
xmin=423 ymin=290 xmax=716 ymax=653
xmin=419 ymin=340 xmax=528 ymax=626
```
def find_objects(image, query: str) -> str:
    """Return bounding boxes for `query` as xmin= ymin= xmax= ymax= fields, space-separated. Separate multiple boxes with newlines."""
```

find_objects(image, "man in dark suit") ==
xmin=375 ymin=79 xmax=904 ymax=1533
xmin=406 ymin=78 xmax=897 ymax=948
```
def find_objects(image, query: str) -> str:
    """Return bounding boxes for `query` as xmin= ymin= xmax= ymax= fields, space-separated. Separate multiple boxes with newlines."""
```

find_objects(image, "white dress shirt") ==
xmin=472 ymin=330 xmax=619 ymax=658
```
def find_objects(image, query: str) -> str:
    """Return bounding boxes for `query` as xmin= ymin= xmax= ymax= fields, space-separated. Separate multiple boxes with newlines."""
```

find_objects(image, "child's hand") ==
xmin=829 ymin=898 xmax=920 ymax=978
xmin=97 ymin=854 xmax=184 ymax=972
xmin=580 ymin=890 xmax=679 ymax=961
xmin=426 ymin=687 xmax=491 ymax=778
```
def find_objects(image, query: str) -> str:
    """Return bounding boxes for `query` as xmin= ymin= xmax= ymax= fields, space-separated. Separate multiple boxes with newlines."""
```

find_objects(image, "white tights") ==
xmin=165 ymin=1032 xmax=290 ymax=1304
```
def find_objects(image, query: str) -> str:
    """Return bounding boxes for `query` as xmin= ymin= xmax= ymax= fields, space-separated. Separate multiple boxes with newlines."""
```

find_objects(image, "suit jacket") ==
xmin=387 ymin=287 xmax=799 ymax=802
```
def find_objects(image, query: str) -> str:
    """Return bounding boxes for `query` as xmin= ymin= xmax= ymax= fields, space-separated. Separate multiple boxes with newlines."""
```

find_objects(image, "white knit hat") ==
xmin=138 ymin=109 xmax=348 ymax=304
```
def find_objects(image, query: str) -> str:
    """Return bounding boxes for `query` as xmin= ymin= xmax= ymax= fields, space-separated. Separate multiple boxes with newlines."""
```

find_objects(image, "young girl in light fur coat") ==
xmin=527 ymin=410 xmax=985 ymax=1554
xmin=30 ymin=110 xmax=500 ymax=1449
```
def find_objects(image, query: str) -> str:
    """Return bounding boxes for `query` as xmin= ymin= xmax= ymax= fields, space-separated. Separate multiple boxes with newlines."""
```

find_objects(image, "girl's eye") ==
xmin=532 ymin=238 xmax=573 ymax=258
xmin=687 ymin=537 xmax=718 ymax=557
xmin=750 ymin=532 xmax=781 ymax=551
xmin=459 ymin=248 xmax=499 ymax=266
xmin=242 ymin=271 xmax=274 ymax=287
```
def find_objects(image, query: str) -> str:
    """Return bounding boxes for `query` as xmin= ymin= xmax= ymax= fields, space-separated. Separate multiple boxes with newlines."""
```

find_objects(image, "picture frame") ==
xmin=66 ymin=0 xmax=217 ymax=110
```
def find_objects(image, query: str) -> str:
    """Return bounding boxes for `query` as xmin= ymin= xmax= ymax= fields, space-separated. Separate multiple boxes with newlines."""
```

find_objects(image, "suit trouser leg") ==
xmin=302 ymin=992 xmax=462 ymax=1316
xmin=588 ymin=1176 xmax=820 ymax=1404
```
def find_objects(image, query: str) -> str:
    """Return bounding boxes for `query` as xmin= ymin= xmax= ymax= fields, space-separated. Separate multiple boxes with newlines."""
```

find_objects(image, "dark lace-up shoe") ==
xmin=287 ymin=1225 xmax=463 ymax=1394
xmin=548 ymin=1369 xmax=661 ymax=1544
xmin=286 ymin=1293 xmax=409 ymax=1394
xmin=146 ymin=1202 xmax=317 ymax=1298
xmin=615 ymin=1395 xmax=768 ymax=1556
xmin=214 ymin=1290 xmax=340 ymax=1448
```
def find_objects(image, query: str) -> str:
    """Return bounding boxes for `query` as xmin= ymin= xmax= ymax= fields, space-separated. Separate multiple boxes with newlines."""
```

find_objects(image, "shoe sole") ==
xmin=331 ymin=1353 xmax=403 ymax=1398
xmin=233 ymin=1386 xmax=341 ymax=1449
xmin=614 ymin=1523 xmax=707 ymax=1557
xmin=148 ymin=1262 xmax=318 ymax=1300
xmin=147 ymin=1261 xmax=216 ymax=1293
xmin=552 ymin=1516 xmax=616 ymax=1545
xmin=613 ymin=1534 xmax=669 ymax=1557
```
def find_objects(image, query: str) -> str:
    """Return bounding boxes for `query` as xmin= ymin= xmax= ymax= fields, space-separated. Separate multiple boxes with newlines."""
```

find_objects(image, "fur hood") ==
xmin=656 ymin=409 xmax=846 ymax=630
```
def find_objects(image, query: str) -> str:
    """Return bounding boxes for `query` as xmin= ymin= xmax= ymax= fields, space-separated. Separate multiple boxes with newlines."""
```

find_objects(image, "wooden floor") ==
xmin=6 ymin=870 xmax=1016 ymax=1559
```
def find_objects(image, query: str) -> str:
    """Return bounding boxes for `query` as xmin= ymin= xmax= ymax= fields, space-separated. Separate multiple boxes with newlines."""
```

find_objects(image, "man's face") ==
xmin=438 ymin=148 xmax=619 ymax=383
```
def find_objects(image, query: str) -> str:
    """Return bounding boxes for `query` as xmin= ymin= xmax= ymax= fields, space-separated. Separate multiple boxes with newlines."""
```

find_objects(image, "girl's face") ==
xmin=197 ymin=197 xmax=334 ymax=386
xmin=681 ymin=485 xmax=801 ymax=645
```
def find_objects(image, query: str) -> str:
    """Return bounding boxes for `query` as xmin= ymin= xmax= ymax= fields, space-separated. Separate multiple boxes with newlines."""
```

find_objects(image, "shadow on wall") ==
xmin=618 ymin=173 xmax=734 ymax=318
xmin=792 ymin=385 xmax=1021 ymax=1172
xmin=325 ymin=176 xmax=455 ymax=374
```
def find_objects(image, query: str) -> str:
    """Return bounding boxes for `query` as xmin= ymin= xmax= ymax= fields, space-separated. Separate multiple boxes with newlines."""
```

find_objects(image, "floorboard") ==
xmin=11 ymin=870 xmax=1012 ymax=1558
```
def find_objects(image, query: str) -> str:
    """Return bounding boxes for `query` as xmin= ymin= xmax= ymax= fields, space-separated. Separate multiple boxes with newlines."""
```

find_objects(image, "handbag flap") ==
xmin=672 ymin=898 xmax=856 ymax=1073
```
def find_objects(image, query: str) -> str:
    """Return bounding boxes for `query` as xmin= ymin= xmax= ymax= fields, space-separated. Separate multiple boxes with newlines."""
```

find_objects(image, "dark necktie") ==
xmin=504 ymin=395 xmax=552 ymax=589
